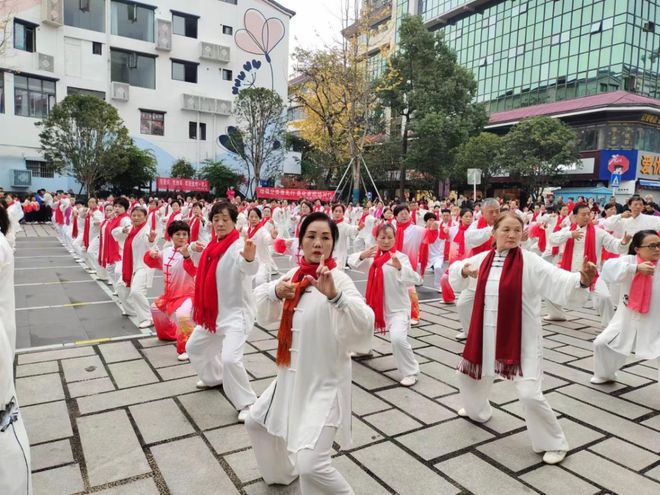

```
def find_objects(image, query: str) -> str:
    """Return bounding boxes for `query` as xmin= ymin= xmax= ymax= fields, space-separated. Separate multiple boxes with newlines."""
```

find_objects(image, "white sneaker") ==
xmin=196 ymin=380 xmax=210 ymax=389
xmin=177 ymin=353 xmax=189 ymax=361
xmin=590 ymin=376 xmax=613 ymax=385
xmin=400 ymin=375 xmax=417 ymax=387
xmin=138 ymin=320 xmax=153 ymax=329
xmin=543 ymin=315 xmax=566 ymax=322
xmin=456 ymin=332 xmax=467 ymax=340
xmin=237 ymin=407 xmax=250 ymax=423
xmin=543 ymin=450 xmax=567 ymax=465
xmin=457 ymin=408 xmax=468 ymax=417
xmin=410 ymin=319 xmax=419 ymax=326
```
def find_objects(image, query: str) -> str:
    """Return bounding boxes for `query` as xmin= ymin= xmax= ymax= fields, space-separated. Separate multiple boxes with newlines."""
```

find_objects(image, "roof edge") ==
xmin=265 ymin=0 xmax=296 ymax=18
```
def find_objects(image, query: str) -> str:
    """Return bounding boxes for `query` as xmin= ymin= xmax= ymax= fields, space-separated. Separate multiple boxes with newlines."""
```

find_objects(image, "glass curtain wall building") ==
xmin=397 ymin=0 xmax=660 ymax=113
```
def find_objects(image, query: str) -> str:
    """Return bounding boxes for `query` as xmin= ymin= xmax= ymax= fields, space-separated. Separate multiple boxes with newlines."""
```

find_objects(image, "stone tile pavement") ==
xmin=14 ymin=301 xmax=660 ymax=495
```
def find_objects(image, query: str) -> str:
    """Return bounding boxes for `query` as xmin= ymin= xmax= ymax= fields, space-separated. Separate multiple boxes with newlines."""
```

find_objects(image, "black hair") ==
xmin=132 ymin=206 xmax=148 ymax=216
xmin=423 ymin=212 xmax=437 ymax=222
xmin=628 ymin=195 xmax=644 ymax=206
xmin=299 ymin=200 xmax=313 ymax=212
xmin=572 ymin=204 xmax=590 ymax=215
xmin=75 ymin=200 xmax=85 ymax=206
xmin=167 ymin=220 xmax=190 ymax=239
xmin=192 ymin=201 xmax=202 ymax=209
xmin=297 ymin=212 xmax=339 ymax=254
xmin=629 ymin=230 xmax=660 ymax=255
xmin=440 ymin=208 xmax=451 ymax=214
xmin=171 ymin=200 xmax=181 ymax=207
xmin=115 ymin=197 xmax=130 ymax=210
xmin=332 ymin=203 xmax=346 ymax=214
xmin=376 ymin=222 xmax=396 ymax=238
xmin=0 ymin=205 xmax=8 ymax=236
xmin=209 ymin=201 xmax=238 ymax=223
xmin=248 ymin=207 xmax=263 ymax=219
xmin=393 ymin=203 xmax=410 ymax=217
xmin=381 ymin=207 xmax=392 ymax=219
xmin=460 ymin=208 xmax=473 ymax=218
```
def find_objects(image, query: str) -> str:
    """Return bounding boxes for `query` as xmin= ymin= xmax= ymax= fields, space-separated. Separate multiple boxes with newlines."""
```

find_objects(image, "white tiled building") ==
xmin=0 ymin=0 xmax=294 ymax=193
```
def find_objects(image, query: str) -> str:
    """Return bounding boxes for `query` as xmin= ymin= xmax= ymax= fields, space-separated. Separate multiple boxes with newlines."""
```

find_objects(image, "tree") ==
xmin=453 ymin=132 xmax=504 ymax=195
xmin=37 ymin=94 xmax=132 ymax=196
xmin=498 ymin=116 xmax=580 ymax=200
xmin=0 ymin=1 xmax=10 ymax=55
xmin=105 ymin=145 xmax=157 ymax=194
xmin=198 ymin=159 xmax=243 ymax=196
xmin=229 ymin=87 xmax=286 ymax=197
xmin=170 ymin=158 xmax=196 ymax=179
xmin=376 ymin=15 xmax=487 ymax=194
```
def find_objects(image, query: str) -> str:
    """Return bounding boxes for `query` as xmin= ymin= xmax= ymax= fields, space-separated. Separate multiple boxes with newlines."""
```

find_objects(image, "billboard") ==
xmin=598 ymin=150 xmax=637 ymax=180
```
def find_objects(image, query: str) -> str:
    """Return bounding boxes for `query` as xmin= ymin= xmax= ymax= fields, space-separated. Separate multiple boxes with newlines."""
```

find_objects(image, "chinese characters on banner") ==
xmin=156 ymin=177 xmax=210 ymax=192
xmin=256 ymin=187 xmax=336 ymax=201
xmin=638 ymin=153 xmax=660 ymax=177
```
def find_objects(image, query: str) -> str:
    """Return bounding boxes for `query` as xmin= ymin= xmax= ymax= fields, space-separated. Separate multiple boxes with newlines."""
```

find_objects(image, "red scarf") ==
xmin=468 ymin=217 xmax=493 ymax=256
xmin=600 ymin=228 xmax=619 ymax=262
xmin=365 ymin=250 xmax=394 ymax=333
xmin=419 ymin=228 xmax=439 ymax=275
xmin=164 ymin=211 xmax=179 ymax=241
xmin=83 ymin=208 xmax=97 ymax=249
xmin=439 ymin=219 xmax=453 ymax=261
xmin=551 ymin=216 xmax=565 ymax=256
xmin=122 ymin=222 xmax=146 ymax=287
xmin=55 ymin=202 xmax=65 ymax=225
xmin=627 ymin=256 xmax=656 ymax=314
xmin=395 ymin=220 xmax=411 ymax=251
xmin=411 ymin=209 xmax=418 ymax=224
xmin=358 ymin=211 xmax=369 ymax=228
xmin=334 ymin=217 xmax=344 ymax=224
xmin=98 ymin=217 xmax=109 ymax=266
xmin=104 ymin=213 xmax=128 ymax=265
xmin=148 ymin=208 xmax=158 ymax=231
xmin=192 ymin=229 xmax=240 ymax=332
xmin=247 ymin=219 xmax=267 ymax=239
xmin=559 ymin=223 xmax=598 ymax=289
xmin=276 ymin=257 xmax=337 ymax=366
xmin=190 ymin=217 xmax=201 ymax=242
xmin=453 ymin=222 xmax=470 ymax=259
xmin=71 ymin=212 xmax=79 ymax=239
xmin=458 ymin=248 xmax=524 ymax=380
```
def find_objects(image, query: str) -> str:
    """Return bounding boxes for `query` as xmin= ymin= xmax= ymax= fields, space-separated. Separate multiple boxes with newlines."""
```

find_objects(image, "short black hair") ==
xmin=572 ymin=204 xmax=590 ymax=215
xmin=248 ymin=207 xmax=262 ymax=219
xmin=167 ymin=220 xmax=190 ymax=238
xmin=628 ymin=195 xmax=644 ymax=206
xmin=115 ymin=197 xmax=130 ymax=210
xmin=298 ymin=212 xmax=339 ymax=254
xmin=209 ymin=201 xmax=238 ymax=223
xmin=423 ymin=212 xmax=437 ymax=222
xmin=629 ymin=230 xmax=659 ymax=255
xmin=440 ymin=208 xmax=451 ymax=214
xmin=171 ymin=200 xmax=181 ymax=207
xmin=332 ymin=203 xmax=346 ymax=214
xmin=0 ymin=205 xmax=9 ymax=236
xmin=393 ymin=203 xmax=410 ymax=217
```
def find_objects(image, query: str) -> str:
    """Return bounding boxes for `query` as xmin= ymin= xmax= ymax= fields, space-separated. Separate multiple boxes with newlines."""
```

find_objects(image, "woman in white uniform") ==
xmin=247 ymin=212 xmax=374 ymax=494
xmin=242 ymin=207 xmax=277 ymax=286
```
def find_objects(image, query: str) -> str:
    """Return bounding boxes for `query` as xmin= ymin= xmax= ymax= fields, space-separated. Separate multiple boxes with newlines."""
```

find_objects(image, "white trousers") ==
xmin=117 ymin=269 xmax=151 ymax=324
xmin=433 ymin=261 xmax=447 ymax=290
xmin=458 ymin=371 xmax=568 ymax=453
xmin=592 ymin=292 xmax=615 ymax=328
xmin=186 ymin=323 xmax=257 ymax=410
xmin=545 ymin=300 xmax=566 ymax=320
xmin=107 ymin=263 xmax=120 ymax=290
xmin=255 ymin=265 xmax=272 ymax=288
xmin=72 ymin=237 xmax=84 ymax=258
xmin=0 ymin=412 xmax=32 ymax=495
xmin=245 ymin=417 xmax=353 ymax=495
xmin=456 ymin=288 xmax=475 ymax=334
xmin=387 ymin=312 xmax=419 ymax=378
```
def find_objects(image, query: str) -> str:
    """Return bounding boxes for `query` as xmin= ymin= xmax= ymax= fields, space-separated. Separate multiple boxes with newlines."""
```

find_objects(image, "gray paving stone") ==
xmin=398 ymin=418 xmax=493 ymax=461
xmin=32 ymin=463 xmax=84 ymax=495
xmin=622 ymin=364 xmax=659 ymax=380
xmin=562 ymin=451 xmax=660 ymax=495
xmin=351 ymin=385 xmax=390 ymax=416
xmin=178 ymin=390 xmax=238 ymax=430
xmin=16 ymin=361 xmax=59 ymax=378
xmin=61 ymin=355 xmax=108 ymax=383
xmin=487 ymin=374 xmax=567 ymax=405
xmin=620 ymin=383 xmax=660 ymax=410
xmin=137 ymin=337 xmax=173 ymax=348
xmin=352 ymin=441 xmax=459 ymax=495
xmin=352 ymin=362 xmax=397 ymax=389
xmin=569 ymin=356 xmax=650 ymax=387
xmin=558 ymin=383 xmax=652 ymax=419
xmin=30 ymin=439 xmax=74 ymax=471
xmin=15 ymin=373 xmax=65 ymax=406
xmin=396 ymin=372 xmax=455 ymax=398
xmin=646 ymin=465 xmax=660 ymax=482
xmin=641 ymin=414 xmax=660 ymax=431
xmin=129 ymin=398 xmax=195 ymax=444
xmin=205 ymin=424 xmax=252 ymax=454
xmin=108 ymin=359 xmax=159 ymax=388
xmin=77 ymin=409 xmax=151 ymax=486
xmin=418 ymin=360 xmax=460 ymax=387
xmin=67 ymin=377 xmax=116 ymax=398
xmin=520 ymin=465 xmax=598 ymax=495
xmin=477 ymin=407 xmax=526 ymax=434
xmin=436 ymin=453 xmax=533 ymax=495
xmin=334 ymin=455 xmax=390 ymax=494
xmin=362 ymin=408 xmax=423 ymax=436
xmin=77 ymin=376 xmax=198 ymax=414
xmin=415 ymin=345 xmax=460 ymax=368
xmin=365 ymin=355 xmax=399 ymax=372
xmin=18 ymin=346 xmax=95 ymax=365
xmin=151 ymin=436 xmax=239 ymax=494
xmin=376 ymin=387 xmax=455 ymax=425
xmin=225 ymin=448 xmax=261 ymax=483
xmin=142 ymin=344 xmax=180 ymax=368
xmin=22 ymin=400 xmax=73 ymax=445
xmin=156 ymin=363 xmax=197 ymax=381
xmin=244 ymin=352 xmax=277 ymax=379
xmin=243 ymin=480 xmax=300 ymax=494
xmin=349 ymin=416 xmax=385 ymax=449
xmin=92 ymin=478 xmax=160 ymax=495
xmin=98 ymin=341 xmax=142 ymax=363
xmin=553 ymin=345 xmax=592 ymax=358
xmin=418 ymin=334 xmax=466 ymax=353
xmin=589 ymin=437 xmax=658 ymax=471
xmin=542 ymin=360 xmax=625 ymax=392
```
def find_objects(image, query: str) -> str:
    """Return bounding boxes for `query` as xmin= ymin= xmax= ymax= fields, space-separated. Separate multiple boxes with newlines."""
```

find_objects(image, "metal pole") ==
xmin=334 ymin=158 xmax=353 ymax=198
xmin=360 ymin=155 xmax=383 ymax=202
xmin=473 ymin=182 xmax=477 ymax=202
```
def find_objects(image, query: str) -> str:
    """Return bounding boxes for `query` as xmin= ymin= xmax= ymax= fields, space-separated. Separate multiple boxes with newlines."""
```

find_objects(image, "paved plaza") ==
xmin=12 ymin=226 xmax=660 ymax=495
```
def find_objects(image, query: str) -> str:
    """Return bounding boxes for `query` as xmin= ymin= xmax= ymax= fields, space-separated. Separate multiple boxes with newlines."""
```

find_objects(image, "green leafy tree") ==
xmin=37 ymin=94 xmax=132 ymax=195
xmin=376 ymin=15 xmax=487 ymax=194
xmin=170 ymin=158 xmax=196 ymax=179
xmin=498 ymin=116 xmax=580 ymax=200
xmin=198 ymin=159 xmax=243 ymax=196
xmin=453 ymin=132 xmax=504 ymax=195
xmin=105 ymin=145 xmax=157 ymax=194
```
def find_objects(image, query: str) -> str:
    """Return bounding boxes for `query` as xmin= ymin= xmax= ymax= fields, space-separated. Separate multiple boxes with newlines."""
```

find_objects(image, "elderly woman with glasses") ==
xmin=592 ymin=229 xmax=660 ymax=384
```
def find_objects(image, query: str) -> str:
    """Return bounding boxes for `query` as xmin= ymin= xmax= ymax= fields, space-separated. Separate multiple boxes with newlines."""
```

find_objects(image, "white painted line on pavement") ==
xmin=15 ymin=279 xmax=97 ymax=287
xmin=14 ymin=265 xmax=82 ymax=270
xmin=15 ymin=255 xmax=74 ymax=259
xmin=16 ymin=300 xmax=115 ymax=312
xmin=16 ymin=331 xmax=157 ymax=354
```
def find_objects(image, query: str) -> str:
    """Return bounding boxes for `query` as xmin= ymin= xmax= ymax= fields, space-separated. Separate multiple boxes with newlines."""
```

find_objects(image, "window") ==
xmin=199 ymin=122 xmax=206 ymax=141
xmin=222 ymin=25 xmax=233 ymax=35
xmin=14 ymin=75 xmax=56 ymax=118
xmin=140 ymin=110 xmax=164 ymax=136
xmin=64 ymin=0 xmax=105 ymax=32
xmin=92 ymin=42 xmax=102 ymax=55
xmin=26 ymin=160 xmax=55 ymax=178
xmin=14 ymin=19 xmax=36 ymax=52
xmin=172 ymin=11 xmax=198 ymax=38
xmin=111 ymin=0 xmax=155 ymax=42
xmin=189 ymin=122 xmax=207 ymax=140
xmin=67 ymin=87 xmax=105 ymax=99
xmin=172 ymin=60 xmax=198 ymax=83
xmin=590 ymin=21 xmax=602 ymax=34
xmin=0 ymin=73 xmax=4 ymax=113
xmin=643 ymin=21 xmax=655 ymax=33
xmin=222 ymin=69 xmax=233 ymax=81
xmin=111 ymin=49 xmax=156 ymax=89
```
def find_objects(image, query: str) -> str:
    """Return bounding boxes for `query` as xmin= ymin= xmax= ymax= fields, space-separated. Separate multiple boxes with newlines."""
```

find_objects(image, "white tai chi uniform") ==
xmin=248 ymin=268 xmax=373 ymax=494
xmin=243 ymin=225 xmax=275 ymax=287
xmin=186 ymin=239 xmax=259 ymax=411
xmin=354 ymin=214 xmax=375 ymax=252
xmin=450 ymin=249 xmax=588 ymax=453
xmin=348 ymin=251 xmax=421 ymax=378
xmin=0 ymin=233 xmax=32 ymax=495
xmin=334 ymin=221 xmax=359 ymax=270
xmin=603 ymin=212 xmax=660 ymax=237
xmin=594 ymin=255 xmax=660 ymax=382
xmin=108 ymin=214 xmax=132 ymax=290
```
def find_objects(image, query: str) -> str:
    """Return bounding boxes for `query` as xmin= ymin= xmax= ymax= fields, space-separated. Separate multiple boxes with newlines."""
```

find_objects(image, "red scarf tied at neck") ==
xmin=395 ymin=220 xmax=411 ymax=251
xmin=190 ymin=217 xmax=201 ymax=242
xmin=83 ymin=208 xmax=97 ymax=249
xmin=559 ymin=222 xmax=598 ymax=290
xmin=551 ymin=216 xmax=565 ymax=257
xmin=419 ymin=228 xmax=439 ymax=275
xmin=365 ymin=249 xmax=394 ymax=333
xmin=452 ymin=222 xmax=470 ymax=261
xmin=122 ymin=222 xmax=146 ymax=287
xmin=247 ymin=219 xmax=267 ymax=239
xmin=71 ymin=212 xmax=79 ymax=239
xmin=192 ymin=229 xmax=240 ymax=332
xmin=458 ymin=248 xmax=524 ymax=380
xmin=276 ymin=257 xmax=338 ymax=366
xmin=164 ymin=211 xmax=179 ymax=241
xmin=626 ymin=255 xmax=656 ymax=314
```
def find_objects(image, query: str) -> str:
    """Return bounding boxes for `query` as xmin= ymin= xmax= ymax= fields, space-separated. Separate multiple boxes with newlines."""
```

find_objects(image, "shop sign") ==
xmin=637 ymin=151 xmax=660 ymax=179
xmin=598 ymin=150 xmax=638 ymax=180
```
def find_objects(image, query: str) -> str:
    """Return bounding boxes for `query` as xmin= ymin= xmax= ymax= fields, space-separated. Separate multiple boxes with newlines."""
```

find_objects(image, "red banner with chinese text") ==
xmin=256 ymin=187 xmax=336 ymax=201
xmin=156 ymin=177 xmax=210 ymax=192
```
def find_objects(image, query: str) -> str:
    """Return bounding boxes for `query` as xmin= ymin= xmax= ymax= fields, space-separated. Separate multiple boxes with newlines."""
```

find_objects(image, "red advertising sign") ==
xmin=156 ymin=177 xmax=210 ymax=192
xmin=256 ymin=187 xmax=336 ymax=201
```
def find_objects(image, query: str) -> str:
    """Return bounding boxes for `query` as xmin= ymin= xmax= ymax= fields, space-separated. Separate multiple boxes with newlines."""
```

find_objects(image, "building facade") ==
xmin=0 ymin=0 xmax=293 ymax=193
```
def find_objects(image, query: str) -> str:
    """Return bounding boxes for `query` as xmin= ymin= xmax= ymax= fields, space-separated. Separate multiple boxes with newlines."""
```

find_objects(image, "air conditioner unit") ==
xmin=38 ymin=53 xmax=55 ymax=72
xmin=42 ymin=0 xmax=64 ymax=27
xmin=182 ymin=94 xmax=200 ymax=111
xmin=156 ymin=19 xmax=172 ymax=51
xmin=182 ymin=94 xmax=233 ymax=115
xmin=111 ymin=82 xmax=130 ymax=102
xmin=12 ymin=169 xmax=32 ymax=188
xmin=215 ymin=99 xmax=232 ymax=115
xmin=200 ymin=42 xmax=231 ymax=63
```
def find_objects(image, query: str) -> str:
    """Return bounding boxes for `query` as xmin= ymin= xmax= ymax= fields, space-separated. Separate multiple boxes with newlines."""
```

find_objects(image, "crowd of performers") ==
xmin=0 ymin=190 xmax=659 ymax=494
